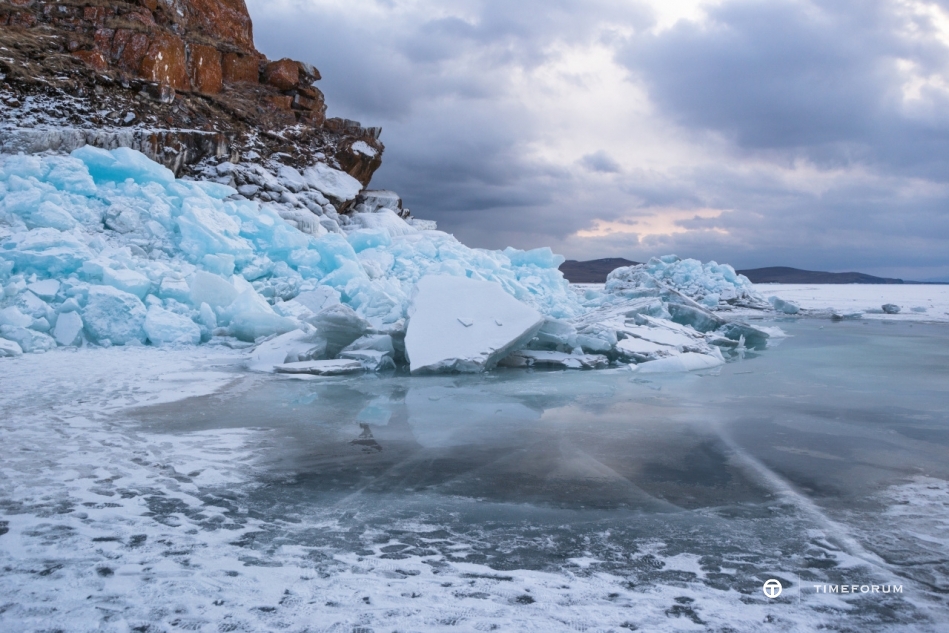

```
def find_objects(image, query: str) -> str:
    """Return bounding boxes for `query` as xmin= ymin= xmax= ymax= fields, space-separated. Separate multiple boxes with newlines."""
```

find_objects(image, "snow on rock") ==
xmin=303 ymin=163 xmax=363 ymax=203
xmin=405 ymin=275 xmax=545 ymax=374
xmin=274 ymin=359 xmax=366 ymax=375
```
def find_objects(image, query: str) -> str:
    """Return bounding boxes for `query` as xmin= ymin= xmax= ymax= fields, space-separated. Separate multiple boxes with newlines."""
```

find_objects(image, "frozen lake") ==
xmin=1 ymin=318 xmax=948 ymax=631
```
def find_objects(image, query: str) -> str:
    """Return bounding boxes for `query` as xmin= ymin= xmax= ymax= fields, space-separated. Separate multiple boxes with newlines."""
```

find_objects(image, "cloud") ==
xmin=580 ymin=151 xmax=622 ymax=173
xmin=246 ymin=0 xmax=949 ymax=279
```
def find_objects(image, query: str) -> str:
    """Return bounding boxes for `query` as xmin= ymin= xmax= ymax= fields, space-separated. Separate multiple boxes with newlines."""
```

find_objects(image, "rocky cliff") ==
xmin=0 ymin=0 xmax=384 ymax=198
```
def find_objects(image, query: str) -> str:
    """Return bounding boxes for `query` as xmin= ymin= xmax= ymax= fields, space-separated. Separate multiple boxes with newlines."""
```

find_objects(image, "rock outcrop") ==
xmin=0 ymin=0 xmax=384 ymax=196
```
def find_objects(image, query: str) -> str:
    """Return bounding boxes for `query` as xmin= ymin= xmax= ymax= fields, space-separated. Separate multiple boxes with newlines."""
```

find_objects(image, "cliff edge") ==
xmin=0 ymin=0 xmax=383 ymax=194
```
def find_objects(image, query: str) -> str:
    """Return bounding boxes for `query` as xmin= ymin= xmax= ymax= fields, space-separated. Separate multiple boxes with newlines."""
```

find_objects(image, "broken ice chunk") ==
xmin=0 ymin=325 xmax=55 ymax=353
xmin=222 ymin=290 xmax=298 ymax=342
xmin=102 ymin=268 xmax=152 ymax=299
xmin=0 ymin=306 xmax=33 ymax=328
xmin=246 ymin=328 xmax=323 ymax=372
xmin=190 ymin=271 xmax=239 ymax=309
xmin=499 ymin=350 xmax=608 ymax=369
xmin=338 ymin=349 xmax=395 ymax=371
xmin=404 ymin=275 xmax=544 ymax=374
xmin=615 ymin=337 xmax=675 ymax=358
xmin=26 ymin=279 xmax=60 ymax=300
xmin=768 ymin=296 xmax=800 ymax=315
xmin=82 ymin=285 xmax=147 ymax=345
xmin=144 ymin=306 xmax=201 ymax=345
xmin=882 ymin=303 xmax=901 ymax=314
xmin=634 ymin=352 xmax=724 ymax=373
xmin=274 ymin=359 xmax=366 ymax=376
xmin=306 ymin=304 xmax=371 ymax=357
xmin=0 ymin=337 xmax=23 ymax=357
xmin=53 ymin=311 xmax=83 ymax=346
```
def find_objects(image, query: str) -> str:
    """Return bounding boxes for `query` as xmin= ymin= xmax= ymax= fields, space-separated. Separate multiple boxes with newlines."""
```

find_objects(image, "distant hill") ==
xmin=737 ymin=267 xmax=904 ymax=284
xmin=559 ymin=258 xmax=639 ymax=283
xmin=558 ymin=260 xmax=923 ymax=284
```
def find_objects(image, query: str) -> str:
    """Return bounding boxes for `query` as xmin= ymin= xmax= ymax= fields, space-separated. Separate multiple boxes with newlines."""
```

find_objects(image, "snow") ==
xmin=302 ymin=162 xmax=363 ymax=202
xmin=404 ymin=275 xmax=545 ymax=373
xmin=755 ymin=284 xmax=949 ymax=322
xmin=351 ymin=140 xmax=378 ymax=157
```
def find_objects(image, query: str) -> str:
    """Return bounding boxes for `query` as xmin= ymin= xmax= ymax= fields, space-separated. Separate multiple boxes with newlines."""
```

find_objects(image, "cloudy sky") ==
xmin=247 ymin=0 xmax=949 ymax=280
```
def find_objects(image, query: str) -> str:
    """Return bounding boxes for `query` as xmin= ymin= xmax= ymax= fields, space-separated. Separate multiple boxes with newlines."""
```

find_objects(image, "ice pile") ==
xmin=1 ymin=147 xmax=780 ymax=373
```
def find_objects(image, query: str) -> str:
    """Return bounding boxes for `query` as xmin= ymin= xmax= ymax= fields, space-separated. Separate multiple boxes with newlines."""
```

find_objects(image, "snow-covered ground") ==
xmin=755 ymin=283 xmax=949 ymax=322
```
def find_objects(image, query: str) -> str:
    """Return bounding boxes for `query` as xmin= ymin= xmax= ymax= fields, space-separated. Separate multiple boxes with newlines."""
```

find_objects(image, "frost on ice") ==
xmin=1 ymin=148 xmax=784 ymax=372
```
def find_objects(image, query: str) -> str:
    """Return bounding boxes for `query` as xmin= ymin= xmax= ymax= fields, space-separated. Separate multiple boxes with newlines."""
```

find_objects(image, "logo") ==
xmin=763 ymin=579 xmax=783 ymax=599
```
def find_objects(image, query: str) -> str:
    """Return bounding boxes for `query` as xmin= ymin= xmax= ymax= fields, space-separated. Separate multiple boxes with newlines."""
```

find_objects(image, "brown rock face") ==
xmin=72 ymin=49 xmax=108 ymax=72
xmin=221 ymin=52 xmax=260 ymax=83
xmin=0 ymin=0 xmax=385 ymax=189
xmin=181 ymin=0 xmax=255 ymax=53
xmin=188 ymin=44 xmax=223 ymax=94
xmin=263 ymin=59 xmax=301 ymax=91
xmin=140 ymin=33 xmax=189 ymax=91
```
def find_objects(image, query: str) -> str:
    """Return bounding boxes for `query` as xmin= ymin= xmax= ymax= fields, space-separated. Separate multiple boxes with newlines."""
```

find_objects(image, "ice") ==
xmin=0 ymin=148 xmax=785 ymax=372
xmin=52 ymin=310 xmax=83 ymax=346
xmin=189 ymin=271 xmax=237 ymax=308
xmin=0 ymin=325 xmax=55 ymax=353
xmin=102 ymin=267 xmax=152 ymax=298
xmin=246 ymin=328 xmax=324 ymax=372
xmin=220 ymin=290 xmax=297 ymax=342
xmin=274 ymin=359 xmax=366 ymax=375
xmin=0 ymin=336 xmax=22 ymax=357
xmin=607 ymin=256 xmax=769 ymax=309
xmin=303 ymin=163 xmax=363 ymax=203
xmin=404 ymin=275 xmax=544 ymax=373
xmin=338 ymin=349 xmax=395 ymax=371
xmin=769 ymin=295 xmax=800 ymax=314
xmin=615 ymin=336 xmax=675 ymax=360
xmin=882 ymin=303 xmax=901 ymax=314
xmin=351 ymin=209 xmax=416 ymax=236
xmin=143 ymin=305 xmax=201 ymax=345
xmin=26 ymin=278 xmax=59 ymax=300
xmin=633 ymin=351 xmax=725 ymax=373
xmin=82 ymin=285 xmax=147 ymax=345
xmin=499 ymin=349 xmax=609 ymax=369
xmin=306 ymin=304 xmax=371 ymax=356
xmin=0 ymin=305 xmax=33 ymax=328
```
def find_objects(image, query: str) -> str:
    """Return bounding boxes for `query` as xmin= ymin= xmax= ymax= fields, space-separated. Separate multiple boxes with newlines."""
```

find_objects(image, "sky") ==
xmin=246 ymin=0 xmax=949 ymax=280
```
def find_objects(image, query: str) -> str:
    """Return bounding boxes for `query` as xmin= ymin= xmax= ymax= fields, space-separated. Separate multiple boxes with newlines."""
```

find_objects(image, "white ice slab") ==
xmin=404 ymin=275 xmax=544 ymax=374
xmin=633 ymin=352 xmax=725 ymax=373
xmin=274 ymin=359 xmax=365 ymax=375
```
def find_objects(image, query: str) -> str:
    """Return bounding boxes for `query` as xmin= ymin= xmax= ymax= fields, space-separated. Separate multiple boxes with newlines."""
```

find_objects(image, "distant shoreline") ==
xmin=558 ymin=259 xmax=947 ymax=285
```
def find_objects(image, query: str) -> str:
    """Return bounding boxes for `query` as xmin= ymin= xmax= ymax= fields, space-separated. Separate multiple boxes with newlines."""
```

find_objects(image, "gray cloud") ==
xmin=248 ymin=0 xmax=949 ymax=279
xmin=580 ymin=151 xmax=622 ymax=173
